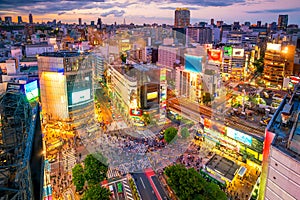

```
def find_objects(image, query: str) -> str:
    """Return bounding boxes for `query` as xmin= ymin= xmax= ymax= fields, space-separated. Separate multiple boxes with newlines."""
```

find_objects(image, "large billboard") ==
xmin=224 ymin=46 xmax=233 ymax=56
xmin=208 ymin=49 xmax=222 ymax=63
xmin=185 ymin=54 xmax=203 ymax=73
xmin=232 ymin=48 xmax=245 ymax=57
xmin=147 ymin=92 xmax=158 ymax=100
xmin=71 ymin=89 xmax=91 ymax=105
xmin=226 ymin=127 xmax=252 ymax=146
xmin=25 ymin=80 xmax=39 ymax=101
xmin=266 ymin=43 xmax=281 ymax=52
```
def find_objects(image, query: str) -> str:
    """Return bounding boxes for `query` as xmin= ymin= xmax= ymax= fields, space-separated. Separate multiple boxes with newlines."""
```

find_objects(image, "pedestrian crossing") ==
xmin=107 ymin=168 xmax=121 ymax=179
xmin=122 ymin=179 xmax=134 ymax=200
xmin=63 ymin=148 xmax=76 ymax=172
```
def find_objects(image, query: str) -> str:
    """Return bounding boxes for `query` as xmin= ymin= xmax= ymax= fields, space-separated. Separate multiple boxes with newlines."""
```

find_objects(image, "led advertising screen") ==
xmin=129 ymin=108 xmax=143 ymax=116
xmin=227 ymin=127 xmax=252 ymax=146
xmin=267 ymin=43 xmax=281 ymax=52
xmin=160 ymin=68 xmax=167 ymax=81
xmin=25 ymin=80 xmax=39 ymax=101
xmin=160 ymin=88 xmax=167 ymax=101
xmin=224 ymin=46 xmax=233 ymax=56
xmin=232 ymin=48 xmax=245 ymax=57
xmin=208 ymin=49 xmax=222 ymax=63
xmin=184 ymin=54 xmax=203 ymax=73
xmin=71 ymin=89 xmax=91 ymax=105
xmin=147 ymin=92 xmax=158 ymax=100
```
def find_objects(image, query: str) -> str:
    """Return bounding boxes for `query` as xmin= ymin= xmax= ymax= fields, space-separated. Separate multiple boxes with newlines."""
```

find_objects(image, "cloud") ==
xmin=101 ymin=10 xmax=125 ymax=17
xmin=0 ymin=0 xmax=249 ymax=15
xmin=247 ymin=7 xmax=300 ymax=14
xmin=159 ymin=6 xmax=199 ymax=10
xmin=58 ymin=11 xmax=66 ymax=15
xmin=143 ymin=0 xmax=246 ymax=7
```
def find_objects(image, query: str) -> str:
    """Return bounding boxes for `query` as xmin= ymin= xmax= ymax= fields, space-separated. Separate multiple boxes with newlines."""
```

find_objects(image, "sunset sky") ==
xmin=0 ymin=0 xmax=300 ymax=25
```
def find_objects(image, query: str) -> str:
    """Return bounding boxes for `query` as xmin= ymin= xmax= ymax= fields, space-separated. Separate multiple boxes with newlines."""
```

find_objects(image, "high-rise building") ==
xmin=278 ymin=14 xmax=288 ymax=31
xmin=259 ymin=84 xmax=300 ymax=200
xmin=257 ymin=21 xmax=262 ymax=27
xmin=4 ymin=16 xmax=12 ymax=24
xmin=29 ymin=13 xmax=33 ymax=24
xmin=97 ymin=18 xmax=102 ymax=29
xmin=17 ymin=16 xmax=23 ymax=24
xmin=174 ymin=8 xmax=190 ymax=28
xmin=78 ymin=18 xmax=82 ymax=26
xmin=263 ymin=43 xmax=296 ymax=88
xmin=38 ymin=52 xmax=95 ymax=132
xmin=244 ymin=21 xmax=251 ymax=26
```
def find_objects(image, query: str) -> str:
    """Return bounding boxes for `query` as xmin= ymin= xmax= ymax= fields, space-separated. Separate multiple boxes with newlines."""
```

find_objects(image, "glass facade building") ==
xmin=38 ymin=52 xmax=95 ymax=131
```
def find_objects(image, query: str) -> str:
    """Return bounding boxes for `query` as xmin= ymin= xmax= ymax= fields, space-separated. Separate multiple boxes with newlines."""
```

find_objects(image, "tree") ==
xmin=165 ymin=164 xmax=227 ymax=200
xmin=180 ymin=127 xmax=190 ymax=139
xmin=72 ymin=164 xmax=85 ymax=192
xmin=164 ymin=127 xmax=178 ymax=143
xmin=84 ymin=153 xmax=108 ymax=185
xmin=253 ymin=58 xmax=264 ymax=74
xmin=142 ymin=113 xmax=151 ymax=125
xmin=82 ymin=184 xmax=111 ymax=200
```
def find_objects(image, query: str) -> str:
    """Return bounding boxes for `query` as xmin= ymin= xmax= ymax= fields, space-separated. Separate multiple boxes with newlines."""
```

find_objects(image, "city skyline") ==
xmin=0 ymin=0 xmax=300 ymax=25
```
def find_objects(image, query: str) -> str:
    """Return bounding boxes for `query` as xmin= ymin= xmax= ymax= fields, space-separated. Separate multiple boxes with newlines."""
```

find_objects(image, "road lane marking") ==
xmin=140 ymin=177 xmax=146 ymax=189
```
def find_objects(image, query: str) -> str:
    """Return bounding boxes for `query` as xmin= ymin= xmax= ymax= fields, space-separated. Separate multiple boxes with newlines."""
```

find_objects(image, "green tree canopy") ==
xmin=180 ymin=127 xmax=190 ymax=139
xmin=72 ymin=164 xmax=85 ymax=192
xmin=84 ymin=154 xmax=108 ymax=185
xmin=164 ymin=127 xmax=178 ymax=143
xmin=82 ymin=184 xmax=111 ymax=200
xmin=253 ymin=58 xmax=264 ymax=74
xmin=165 ymin=164 xmax=227 ymax=200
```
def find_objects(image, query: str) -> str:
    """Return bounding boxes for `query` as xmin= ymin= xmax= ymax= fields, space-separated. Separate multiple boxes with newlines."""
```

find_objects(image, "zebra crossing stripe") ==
xmin=127 ymin=196 xmax=134 ymax=200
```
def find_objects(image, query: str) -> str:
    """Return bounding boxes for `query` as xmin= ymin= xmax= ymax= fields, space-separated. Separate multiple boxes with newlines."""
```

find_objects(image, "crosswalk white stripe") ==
xmin=127 ymin=196 xmax=134 ymax=200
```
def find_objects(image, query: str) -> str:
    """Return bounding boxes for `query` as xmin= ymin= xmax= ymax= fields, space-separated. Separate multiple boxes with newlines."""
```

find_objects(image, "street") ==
xmin=131 ymin=173 xmax=158 ymax=200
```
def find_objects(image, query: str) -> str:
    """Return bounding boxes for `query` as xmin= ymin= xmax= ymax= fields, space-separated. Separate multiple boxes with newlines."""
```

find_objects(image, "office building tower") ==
xmin=0 ymin=84 xmax=39 ymax=200
xmin=263 ymin=43 xmax=295 ymax=88
xmin=278 ymin=15 xmax=288 ymax=31
xmin=78 ymin=18 xmax=82 ymax=26
xmin=4 ymin=16 xmax=12 ymax=24
xmin=244 ymin=21 xmax=251 ymax=26
xmin=257 ymin=21 xmax=262 ymax=27
xmin=17 ymin=16 xmax=23 ymax=24
xmin=174 ymin=8 xmax=190 ymax=28
xmin=186 ymin=27 xmax=212 ymax=44
xmin=29 ymin=13 xmax=33 ymax=24
xmin=38 ymin=52 xmax=95 ymax=132
xmin=260 ymin=84 xmax=300 ymax=199
xmin=216 ymin=21 xmax=224 ymax=27
xmin=97 ymin=18 xmax=102 ymax=29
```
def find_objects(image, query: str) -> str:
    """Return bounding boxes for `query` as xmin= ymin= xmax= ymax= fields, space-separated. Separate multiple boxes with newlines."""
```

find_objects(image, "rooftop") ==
xmin=39 ymin=51 xmax=89 ymax=58
xmin=206 ymin=154 xmax=240 ymax=182
xmin=268 ymin=84 xmax=300 ymax=161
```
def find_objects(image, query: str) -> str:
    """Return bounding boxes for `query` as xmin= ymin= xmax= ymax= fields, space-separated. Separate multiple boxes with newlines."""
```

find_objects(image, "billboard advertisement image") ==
xmin=227 ymin=127 xmax=252 ymax=146
xmin=71 ymin=89 xmax=91 ymax=105
xmin=208 ymin=49 xmax=222 ymax=63
xmin=185 ymin=54 xmax=203 ymax=73
xmin=232 ymin=48 xmax=245 ymax=57
xmin=25 ymin=80 xmax=39 ymax=101
xmin=224 ymin=46 xmax=233 ymax=56
xmin=266 ymin=43 xmax=281 ymax=52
